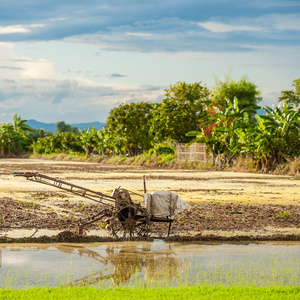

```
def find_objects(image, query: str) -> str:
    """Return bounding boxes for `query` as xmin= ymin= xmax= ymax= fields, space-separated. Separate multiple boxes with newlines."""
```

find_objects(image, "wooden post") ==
xmin=143 ymin=175 xmax=146 ymax=194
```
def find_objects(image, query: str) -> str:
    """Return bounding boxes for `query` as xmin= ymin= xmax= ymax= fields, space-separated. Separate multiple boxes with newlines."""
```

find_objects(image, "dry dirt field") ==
xmin=0 ymin=158 xmax=299 ymax=241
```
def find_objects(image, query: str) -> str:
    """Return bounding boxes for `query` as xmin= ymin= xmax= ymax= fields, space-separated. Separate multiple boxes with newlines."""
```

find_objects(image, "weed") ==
xmin=97 ymin=222 xmax=107 ymax=228
xmin=79 ymin=203 xmax=86 ymax=211
xmin=276 ymin=211 xmax=292 ymax=219
xmin=67 ymin=215 xmax=75 ymax=221
xmin=20 ymin=201 xmax=41 ymax=209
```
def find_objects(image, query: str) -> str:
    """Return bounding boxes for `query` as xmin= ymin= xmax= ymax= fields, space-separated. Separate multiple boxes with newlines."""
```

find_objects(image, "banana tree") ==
xmin=250 ymin=103 xmax=300 ymax=170
xmin=80 ymin=126 xmax=99 ymax=157
xmin=187 ymin=98 xmax=259 ymax=164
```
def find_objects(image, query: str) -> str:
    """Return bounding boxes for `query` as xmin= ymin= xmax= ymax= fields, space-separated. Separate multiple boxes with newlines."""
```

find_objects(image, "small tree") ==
xmin=278 ymin=78 xmax=300 ymax=106
xmin=56 ymin=121 xmax=79 ymax=134
xmin=213 ymin=75 xmax=262 ymax=120
xmin=106 ymin=102 xmax=155 ymax=155
xmin=151 ymin=82 xmax=211 ymax=143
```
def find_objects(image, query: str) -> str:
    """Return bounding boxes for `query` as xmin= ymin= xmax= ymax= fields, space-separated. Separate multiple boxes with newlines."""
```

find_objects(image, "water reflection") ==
xmin=0 ymin=241 xmax=190 ymax=288
xmin=0 ymin=241 xmax=299 ymax=288
xmin=63 ymin=243 xmax=190 ymax=286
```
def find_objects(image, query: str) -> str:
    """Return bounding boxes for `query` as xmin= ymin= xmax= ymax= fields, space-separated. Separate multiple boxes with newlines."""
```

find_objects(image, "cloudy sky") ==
xmin=0 ymin=0 xmax=299 ymax=124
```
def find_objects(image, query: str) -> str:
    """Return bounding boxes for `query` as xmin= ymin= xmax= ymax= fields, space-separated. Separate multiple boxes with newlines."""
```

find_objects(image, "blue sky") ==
xmin=0 ymin=0 xmax=299 ymax=123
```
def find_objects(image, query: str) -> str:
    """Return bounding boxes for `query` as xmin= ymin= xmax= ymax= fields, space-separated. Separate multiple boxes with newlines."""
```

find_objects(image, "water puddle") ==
xmin=0 ymin=241 xmax=299 ymax=288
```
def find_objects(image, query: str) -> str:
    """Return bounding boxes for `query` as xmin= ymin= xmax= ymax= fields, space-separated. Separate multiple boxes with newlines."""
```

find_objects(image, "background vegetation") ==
xmin=1 ymin=76 xmax=299 ymax=174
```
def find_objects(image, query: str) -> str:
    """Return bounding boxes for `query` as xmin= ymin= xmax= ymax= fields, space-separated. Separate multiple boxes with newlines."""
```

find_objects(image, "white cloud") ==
xmin=125 ymin=32 xmax=155 ymax=38
xmin=0 ymin=43 xmax=55 ymax=80
xmin=0 ymin=24 xmax=44 ymax=35
xmin=197 ymin=21 xmax=262 ymax=33
xmin=197 ymin=13 xmax=300 ymax=36
xmin=0 ymin=42 xmax=165 ymax=123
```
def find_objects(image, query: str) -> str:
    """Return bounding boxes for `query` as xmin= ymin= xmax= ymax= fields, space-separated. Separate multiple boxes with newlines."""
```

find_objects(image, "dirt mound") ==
xmin=170 ymin=202 xmax=300 ymax=232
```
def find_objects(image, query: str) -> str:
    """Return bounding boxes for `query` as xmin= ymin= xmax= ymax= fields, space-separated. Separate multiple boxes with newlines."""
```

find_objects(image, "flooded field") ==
xmin=0 ymin=240 xmax=299 ymax=289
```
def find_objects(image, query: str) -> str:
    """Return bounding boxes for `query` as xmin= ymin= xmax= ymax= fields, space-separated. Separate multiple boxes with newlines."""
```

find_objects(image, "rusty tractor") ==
xmin=12 ymin=172 xmax=187 ymax=237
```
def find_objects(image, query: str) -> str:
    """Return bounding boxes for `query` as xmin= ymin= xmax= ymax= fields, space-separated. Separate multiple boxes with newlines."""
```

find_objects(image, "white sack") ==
xmin=144 ymin=191 xmax=189 ymax=218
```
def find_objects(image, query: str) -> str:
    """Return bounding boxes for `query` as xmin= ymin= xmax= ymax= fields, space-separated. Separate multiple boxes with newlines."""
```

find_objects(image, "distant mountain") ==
xmin=26 ymin=119 xmax=105 ymax=133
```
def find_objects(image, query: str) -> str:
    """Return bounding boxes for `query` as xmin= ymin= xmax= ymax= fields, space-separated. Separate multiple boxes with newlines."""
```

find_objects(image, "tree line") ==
xmin=1 ymin=76 xmax=299 ymax=171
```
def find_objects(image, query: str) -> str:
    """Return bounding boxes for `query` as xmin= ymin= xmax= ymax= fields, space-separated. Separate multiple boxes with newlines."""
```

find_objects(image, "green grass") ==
xmin=20 ymin=201 xmax=41 ymax=209
xmin=276 ymin=211 xmax=292 ymax=219
xmin=0 ymin=286 xmax=299 ymax=300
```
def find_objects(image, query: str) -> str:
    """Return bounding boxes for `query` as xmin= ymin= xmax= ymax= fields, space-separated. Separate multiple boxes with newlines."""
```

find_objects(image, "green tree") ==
xmin=278 ymin=78 xmax=300 ymax=105
xmin=213 ymin=75 xmax=262 ymax=119
xmin=33 ymin=132 xmax=82 ymax=155
xmin=29 ymin=128 xmax=53 ymax=142
xmin=106 ymin=102 xmax=155 ymax=155
xmin=151 ymin=82 xmax=211 ymax=143
xmin=55 ymin=121 xmax=79 ymax=134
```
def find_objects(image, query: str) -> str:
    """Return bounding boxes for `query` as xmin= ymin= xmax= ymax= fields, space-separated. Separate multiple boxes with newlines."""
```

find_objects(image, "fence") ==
xmin=176 ymin=143 xmax=213 ymax=163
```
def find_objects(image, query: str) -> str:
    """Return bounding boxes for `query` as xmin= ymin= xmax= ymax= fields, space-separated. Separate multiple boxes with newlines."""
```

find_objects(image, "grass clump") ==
xmin=276 ymin=211 xmax=292 ymax=219
xmin=1 ymin=286 xmax=300 ymax=300
xmin=20 ymin=201 xmax=41 ymax=209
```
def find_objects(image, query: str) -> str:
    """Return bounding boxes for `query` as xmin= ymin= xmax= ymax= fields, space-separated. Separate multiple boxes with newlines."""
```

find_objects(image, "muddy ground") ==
xmin=0 ymin=158 xmax=299 ymax=242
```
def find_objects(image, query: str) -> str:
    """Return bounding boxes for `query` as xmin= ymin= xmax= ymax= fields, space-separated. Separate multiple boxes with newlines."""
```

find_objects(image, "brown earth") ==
xmin=0 ymin=158 xmax=300 ymax=242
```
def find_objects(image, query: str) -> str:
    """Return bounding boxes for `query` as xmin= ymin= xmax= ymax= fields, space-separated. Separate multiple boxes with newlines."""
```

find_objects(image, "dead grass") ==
xmin=287 ymin=157 xmax=300 ymax=176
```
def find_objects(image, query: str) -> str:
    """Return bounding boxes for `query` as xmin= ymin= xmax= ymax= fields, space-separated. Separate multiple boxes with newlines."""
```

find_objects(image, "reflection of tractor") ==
xmin=57 ymin=242 xmax=190 ymax=287
xmin=13 ymin=172 xmax=189 ymax=237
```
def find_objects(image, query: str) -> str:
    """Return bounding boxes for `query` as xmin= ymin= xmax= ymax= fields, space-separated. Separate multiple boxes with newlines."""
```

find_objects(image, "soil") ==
xmin=0 ymin=158 xmax=300 ymax=243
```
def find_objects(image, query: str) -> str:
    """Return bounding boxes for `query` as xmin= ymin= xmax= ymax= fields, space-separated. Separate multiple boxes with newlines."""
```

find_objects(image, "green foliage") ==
xmin=29 ymin=128 xmax=53 ymax=142
xmin=154 ymin=140 xmax=176 ymax=155
xmin=33 ymin=125 xmax=128 ymax=157
xmin=33 ymin=132 xmax=82 ymax=155
xmin=0 ymin=114 xmax=33 ymax=155
xmin=188 ymin=99 xmax=300 ymax=171
xmin=279 ymin=78 xmax=300 ymax=105
xmin=12 ymin=113 xmax=33 ymax=134
xmin=276 ymin=211 xmax=292 ymax=219
xmin=213 ymin=75 xmax=262 ymax=120
xmin=80 ymin=126 xmax=100 ymax=157
xmin=187 ymin=98 xmax=259 ymax=163
xmin=106 ymin=102 xmax=155 ymax=154
xmin=249 ymin=103 xmax=300 ymax=170
xmin=151 ymin=82 xmax=211 ymax=143
xmin=56 ymin=121 xmax=79 ymax=134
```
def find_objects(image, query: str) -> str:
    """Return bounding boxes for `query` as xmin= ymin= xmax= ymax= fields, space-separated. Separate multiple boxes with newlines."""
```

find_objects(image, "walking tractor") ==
xmin=12 ymin=172 xmax=189 ymax=237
